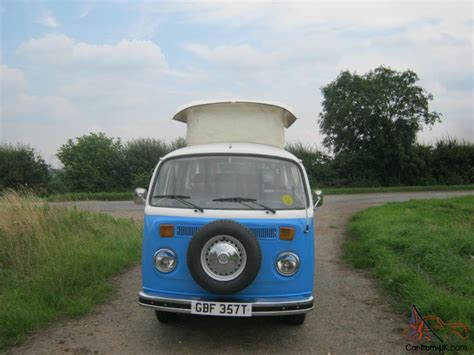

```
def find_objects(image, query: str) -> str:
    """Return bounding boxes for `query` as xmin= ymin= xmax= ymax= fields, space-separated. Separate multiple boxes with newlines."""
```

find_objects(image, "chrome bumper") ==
xmin=138 ymin=291 xmax=314 ymax=316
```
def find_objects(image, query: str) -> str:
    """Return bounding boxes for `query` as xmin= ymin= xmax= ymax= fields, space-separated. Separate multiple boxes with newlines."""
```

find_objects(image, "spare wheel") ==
xmin=187 ymin=220 xmax=261 ymax=294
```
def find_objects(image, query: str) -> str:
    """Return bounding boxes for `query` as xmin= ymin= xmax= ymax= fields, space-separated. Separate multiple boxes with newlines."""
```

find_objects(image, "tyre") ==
xmin=187 ymin=220 xmax=261 ymax=294
xmin=155 ymin=310 xmax=177 ymax=323
xmin=281 ymin=313 xmax=307 ymax=325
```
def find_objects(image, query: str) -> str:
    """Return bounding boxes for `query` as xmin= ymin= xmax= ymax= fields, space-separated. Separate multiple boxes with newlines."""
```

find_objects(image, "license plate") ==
xmin=191 ymin=301 xmax=252 ymax=317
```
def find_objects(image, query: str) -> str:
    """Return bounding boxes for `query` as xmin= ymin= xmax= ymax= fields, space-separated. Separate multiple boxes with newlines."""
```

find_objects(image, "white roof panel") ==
xmin=172 ymin=99 xmax=297 ymax=128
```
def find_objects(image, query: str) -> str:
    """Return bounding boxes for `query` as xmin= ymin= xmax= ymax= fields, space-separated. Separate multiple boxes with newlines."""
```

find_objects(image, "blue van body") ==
xmin=141 ymin=215 xmax=314 ymax=300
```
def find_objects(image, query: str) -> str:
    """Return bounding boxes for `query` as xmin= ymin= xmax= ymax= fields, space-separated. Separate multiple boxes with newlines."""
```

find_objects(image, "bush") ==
xmin=46 ymin=168 xmax=67 ymax=194
xmin=0 ymin=144 xmax=49 ymax=193
xmin=430 ymin=138 xmax=474 ymax=185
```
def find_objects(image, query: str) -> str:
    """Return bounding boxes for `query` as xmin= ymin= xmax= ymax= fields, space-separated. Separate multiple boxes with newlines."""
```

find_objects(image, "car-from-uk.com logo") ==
xmin=403 ymin=305 xmax=470 ymax=352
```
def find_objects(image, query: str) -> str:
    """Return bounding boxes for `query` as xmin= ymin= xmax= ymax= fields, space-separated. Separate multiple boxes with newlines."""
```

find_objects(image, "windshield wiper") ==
xmin=212 ymin=197 xmax=258 ymax=211
xmin=153 ymin=194 xmax=204 ymax=212
xmin=212 ymin=197 xmax=276 ymax=214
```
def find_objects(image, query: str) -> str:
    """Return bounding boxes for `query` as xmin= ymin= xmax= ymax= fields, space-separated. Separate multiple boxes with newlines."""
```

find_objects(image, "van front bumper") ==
xmin=138 ymin=291 xmax=313 ymax=316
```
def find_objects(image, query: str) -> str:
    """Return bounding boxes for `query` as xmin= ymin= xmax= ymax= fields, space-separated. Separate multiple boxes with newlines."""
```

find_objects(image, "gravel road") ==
xmin=8 ymin=191 xmax=473 ymax=354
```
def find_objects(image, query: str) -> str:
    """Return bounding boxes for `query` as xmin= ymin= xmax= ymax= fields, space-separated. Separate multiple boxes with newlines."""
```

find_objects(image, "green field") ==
xmin=344 ymin=196 xmax=474 ymax=347
xmin=0 ymin=192 xmax=142 ymax=350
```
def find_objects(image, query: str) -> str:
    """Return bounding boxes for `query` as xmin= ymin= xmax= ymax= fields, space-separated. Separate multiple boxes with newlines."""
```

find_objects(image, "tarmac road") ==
xmin=9 ymin=191 xmax=474 ymax=354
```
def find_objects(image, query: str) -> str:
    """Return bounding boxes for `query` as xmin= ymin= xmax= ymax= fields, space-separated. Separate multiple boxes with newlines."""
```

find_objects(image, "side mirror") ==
xmin=313 ymin=189 xmax=323 ymax=208
xmin=134 ymin=188 xmax=147 ymax=205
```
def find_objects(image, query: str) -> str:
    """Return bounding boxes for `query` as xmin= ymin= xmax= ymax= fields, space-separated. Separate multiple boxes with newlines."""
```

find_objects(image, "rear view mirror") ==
xmin=134 ymin=188 xmax=147 ymax=205
xmin=313 ymin=189 xmax=323 ymax=208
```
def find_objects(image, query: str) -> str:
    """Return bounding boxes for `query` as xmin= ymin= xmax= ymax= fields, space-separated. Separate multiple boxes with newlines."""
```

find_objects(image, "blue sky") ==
xmin=1 ymin=1 xmax=473 ymax=166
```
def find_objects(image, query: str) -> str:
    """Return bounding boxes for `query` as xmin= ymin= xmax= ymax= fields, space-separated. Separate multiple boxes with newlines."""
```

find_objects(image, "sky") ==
xmin=0 ymin=1 xmax=473 ymax=167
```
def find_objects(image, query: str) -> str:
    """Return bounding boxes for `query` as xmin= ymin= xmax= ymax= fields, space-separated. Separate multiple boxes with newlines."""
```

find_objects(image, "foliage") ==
xmin=344 ymin=196 xmax=474 ymax=347
xmin=0 ymin=144 xmax=49 ymax=192
xmin=0 ymin=191 xmax=142 ymax=349
xmin=319 ymin=66 xmax=442 ymax=185
xmin=57 ymin=133 xmax=129 ymax=192
xmin=429 ymin=138 xmax=474 ymax=185
xmin=46 ymin=168 xmax=67 ymax=194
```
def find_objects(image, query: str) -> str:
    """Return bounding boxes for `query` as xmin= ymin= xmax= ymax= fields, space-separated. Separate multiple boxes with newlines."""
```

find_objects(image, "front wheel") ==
xmin=155 ymin=310 xmax=177 ymax=323
xmin=280 ymin=313 xmax=307 ymax=325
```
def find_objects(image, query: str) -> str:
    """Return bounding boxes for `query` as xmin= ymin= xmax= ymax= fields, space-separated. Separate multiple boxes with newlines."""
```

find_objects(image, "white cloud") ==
xmin=1 ymin=65 xmax=79 ymax=124
xmin=0 ymin=64 xmax=29 ymax=96
xmin=180 ymin=1 xmax=473 ymax=34
xmin=18 ymin=34 xmax=167 ymax=71
xmin=184 ymin=44 xmax=277 ymax=69
xmin=1 ymin=65 xmax=80 ymax=153
xmin=3 ymin=93 xmax=79 ymax=123
xmin=37 ymin=9 xmax=60 ymax=28
xmin=79 ymin=2 xmax=95 ymax=18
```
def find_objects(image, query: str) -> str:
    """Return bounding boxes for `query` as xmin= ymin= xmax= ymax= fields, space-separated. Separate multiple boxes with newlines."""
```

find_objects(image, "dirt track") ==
xmin=8 ymin=191 xmax=473 ymax=354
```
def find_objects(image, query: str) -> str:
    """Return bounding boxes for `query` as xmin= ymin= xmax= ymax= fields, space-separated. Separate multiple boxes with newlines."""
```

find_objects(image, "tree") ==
xmin=57 ymin=132 xmax=129 ymax=192
xmin=319 ymin=66 xmax=441 ymax=185
xmin=0 ymin=144 xmax=49 ymax=192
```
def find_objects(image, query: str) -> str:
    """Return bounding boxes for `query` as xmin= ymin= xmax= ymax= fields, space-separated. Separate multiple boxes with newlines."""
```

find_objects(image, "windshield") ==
xmin=150 ymin=155 xmax=308 ymax=210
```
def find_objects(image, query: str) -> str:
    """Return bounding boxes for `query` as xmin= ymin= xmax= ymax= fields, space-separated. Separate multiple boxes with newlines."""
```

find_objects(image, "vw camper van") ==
xmin=135 ymin=100 xmax=321 ymax=325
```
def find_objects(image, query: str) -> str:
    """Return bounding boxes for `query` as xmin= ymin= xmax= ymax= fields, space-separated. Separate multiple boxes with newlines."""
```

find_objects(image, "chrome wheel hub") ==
xmin=201 ymin=235 xmax=247 ymax=281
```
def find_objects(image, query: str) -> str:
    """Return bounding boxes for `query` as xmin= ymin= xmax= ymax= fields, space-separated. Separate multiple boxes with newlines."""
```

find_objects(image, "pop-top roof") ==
xmin=172 ymin=99 xmax=297 ymax=128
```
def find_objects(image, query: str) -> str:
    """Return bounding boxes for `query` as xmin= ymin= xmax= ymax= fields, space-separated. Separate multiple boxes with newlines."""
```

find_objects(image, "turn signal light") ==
xmin=279 ymin=227 xmax=295 ymax=240
xmin=160 ymin=224 xmax=174 ymax=238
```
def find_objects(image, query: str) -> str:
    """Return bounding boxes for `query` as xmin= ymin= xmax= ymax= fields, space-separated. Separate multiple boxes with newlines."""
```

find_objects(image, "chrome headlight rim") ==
xmin=153 ymin=248 xmax=177 ymax=273
xmin=275 ymin=251 xmax=300 ymax=276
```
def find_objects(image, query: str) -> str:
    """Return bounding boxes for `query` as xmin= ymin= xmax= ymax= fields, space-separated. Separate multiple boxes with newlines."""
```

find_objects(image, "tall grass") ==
xmin=0 ymin=191 xmax=141 ymax=350
xmin=46 ymin=191 xmax=133 ymax=202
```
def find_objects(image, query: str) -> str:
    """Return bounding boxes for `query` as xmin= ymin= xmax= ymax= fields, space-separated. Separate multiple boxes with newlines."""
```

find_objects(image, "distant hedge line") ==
xmin=0 ymin=134 xmax=473 ymax=195
xmin=286 ymin=138 xmax=474 ymax=188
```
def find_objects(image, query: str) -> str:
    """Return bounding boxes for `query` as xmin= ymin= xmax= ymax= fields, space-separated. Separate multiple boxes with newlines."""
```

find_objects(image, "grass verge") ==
xmin=0 ymin=192 xmax=142 ymax=350
xmin=344 ymin=196 xmax=474 ymax=347
xmin=46 ymin=191 xmax=133 ymax=202
xmin=323 ymin=184 xmax=474 ymax=195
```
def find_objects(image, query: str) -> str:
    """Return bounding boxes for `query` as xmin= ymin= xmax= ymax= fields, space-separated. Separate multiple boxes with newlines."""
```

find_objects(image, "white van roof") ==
xmin=173 ymin=99 xmax=297 ymax=127
xmin=172 ymin=100 xmax=297 ymax=148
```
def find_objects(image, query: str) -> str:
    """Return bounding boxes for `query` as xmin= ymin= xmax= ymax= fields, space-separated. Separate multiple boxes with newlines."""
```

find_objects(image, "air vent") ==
xmin=176 ymin=225 xmax=202 ymax=237
xmin=249 ymin=227 xmax=277 ymax=239
xmin=175 ymin=224 xmax=277 ymax=239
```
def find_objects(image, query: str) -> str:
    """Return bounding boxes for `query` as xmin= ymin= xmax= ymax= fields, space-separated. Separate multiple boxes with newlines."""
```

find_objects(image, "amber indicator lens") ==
xmin=160 ymin=224 xmax=174 ymax=238
xmin=279 ymin=227 xmax=295 ymax=240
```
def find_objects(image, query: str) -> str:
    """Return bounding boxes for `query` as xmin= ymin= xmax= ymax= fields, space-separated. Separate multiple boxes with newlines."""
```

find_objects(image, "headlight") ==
xmin=276 ymin=252 xmax=300 ymax=276
xmin=153 ymin=249 xmax=177 ymax=273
